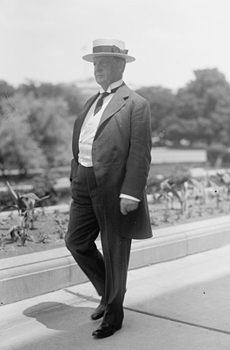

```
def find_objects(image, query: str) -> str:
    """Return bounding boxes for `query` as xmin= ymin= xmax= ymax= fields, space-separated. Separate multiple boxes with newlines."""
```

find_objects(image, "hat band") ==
xmin=93 ymin=45 xmax=128 ymax=55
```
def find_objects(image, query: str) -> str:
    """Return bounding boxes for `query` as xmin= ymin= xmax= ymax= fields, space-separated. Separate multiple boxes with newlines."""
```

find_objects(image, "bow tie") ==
xmin=93 ymin=85 xmax=121 ymax=116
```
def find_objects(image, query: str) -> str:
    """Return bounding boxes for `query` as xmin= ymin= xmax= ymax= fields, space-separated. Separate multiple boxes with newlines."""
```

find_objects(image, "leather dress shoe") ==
xmin=91 ymin=304 xmax=106 ymax=320
xmin=92 ymin=323 xmax=121 ymax=339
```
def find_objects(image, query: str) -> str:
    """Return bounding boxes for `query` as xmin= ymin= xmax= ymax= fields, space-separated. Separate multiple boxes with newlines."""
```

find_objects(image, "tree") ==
xmin=18 ymin=81 xmax=84 ymax=116
xmin=0 ymin=80 xmax=15 ymax=99
xmin=0 ymin=102 xmax=47 ymax=173
xmin=161 ymin=115 xmax=184 ymax=146
xmin=175 ymin=68 xmax=230 ymax=146
xmin=136 ymin=86 xmax=176 ymax=143
xmin=137 ymin=69 xmax=230 ymax=147
xmin=0 ymin=92 xmax=73 ymax=171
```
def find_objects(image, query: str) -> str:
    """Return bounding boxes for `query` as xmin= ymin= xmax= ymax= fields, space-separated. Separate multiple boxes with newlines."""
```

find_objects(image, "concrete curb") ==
xmin=1 ymin=215 xmax=230 ymax=306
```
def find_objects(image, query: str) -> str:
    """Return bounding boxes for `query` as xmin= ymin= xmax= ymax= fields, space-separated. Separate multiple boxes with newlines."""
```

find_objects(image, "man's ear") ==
xmin=119 ymin=59 xmax=126 ymax=74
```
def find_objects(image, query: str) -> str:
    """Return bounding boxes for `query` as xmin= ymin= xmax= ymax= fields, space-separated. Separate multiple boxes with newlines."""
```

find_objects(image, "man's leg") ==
xmin=88 ymin=181 xmax=132 ymax=327
xmin=65 ymin=165 xmax=106 ymax=298
xmin=91 ymin=221 xmax=132 ymax=338
xmin=101 ymin=231 xmax=132 ymax=328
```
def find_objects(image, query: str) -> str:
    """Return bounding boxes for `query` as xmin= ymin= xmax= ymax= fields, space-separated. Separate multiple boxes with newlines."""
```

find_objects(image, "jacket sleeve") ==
xmin=69 ymin=158 xmax=79 ymax=182
xmin=120 ymin=97 xmax=152 ymax=200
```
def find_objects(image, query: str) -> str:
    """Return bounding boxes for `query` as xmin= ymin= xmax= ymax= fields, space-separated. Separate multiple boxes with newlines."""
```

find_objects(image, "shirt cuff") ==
xmin=120 ymin=194 xmax=140 ymax=202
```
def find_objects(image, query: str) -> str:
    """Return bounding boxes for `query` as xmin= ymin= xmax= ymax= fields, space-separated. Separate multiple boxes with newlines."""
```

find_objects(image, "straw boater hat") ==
xmin=82 ymin=39 xmax=136 ymax=63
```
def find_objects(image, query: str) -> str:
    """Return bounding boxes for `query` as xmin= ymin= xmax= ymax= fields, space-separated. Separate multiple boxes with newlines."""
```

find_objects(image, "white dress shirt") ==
xmin=78 ymin=80 xmax=124 ymax=167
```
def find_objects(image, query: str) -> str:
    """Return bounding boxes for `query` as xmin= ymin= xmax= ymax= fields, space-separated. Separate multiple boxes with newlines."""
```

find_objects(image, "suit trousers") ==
xmin=65 ymin=164 xmax=132 ymax=327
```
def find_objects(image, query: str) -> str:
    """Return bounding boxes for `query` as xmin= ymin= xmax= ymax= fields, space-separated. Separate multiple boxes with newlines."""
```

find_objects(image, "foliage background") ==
xmin=0 ymin=81 xmax=84 ymax=173
xmin=1 ymin=67 xmax=230 ymax=173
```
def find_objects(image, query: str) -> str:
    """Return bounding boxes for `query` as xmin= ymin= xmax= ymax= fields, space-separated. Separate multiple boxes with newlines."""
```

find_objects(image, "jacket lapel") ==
xmin=74 ymin=86 xmax=130 ymax=144
xmin=96 ymin=85 xmax=130 ymax=136
xmin=81 ymin=92 xmax=99 ymax=122
xmin=74 ymin=93 xmax=99 ymax=138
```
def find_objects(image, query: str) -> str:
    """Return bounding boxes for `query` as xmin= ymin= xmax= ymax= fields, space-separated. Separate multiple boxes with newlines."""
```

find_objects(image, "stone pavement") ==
xmin=3 ymin=215 xmax=230 ymax=306
xmin=1 ymin=243 xmax=230 ymax=350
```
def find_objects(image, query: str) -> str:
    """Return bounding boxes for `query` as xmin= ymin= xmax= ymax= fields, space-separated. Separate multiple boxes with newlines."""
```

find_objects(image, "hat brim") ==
xmin=82 ymin=52 xmax=136 ymax=63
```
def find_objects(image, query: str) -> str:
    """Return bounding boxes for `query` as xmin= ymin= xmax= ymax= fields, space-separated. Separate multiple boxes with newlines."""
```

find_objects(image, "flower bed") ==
xmin=1 ymin=193 xmax=230 ymax=259
xmin=0 ymin=209 xmax=68 ymax=259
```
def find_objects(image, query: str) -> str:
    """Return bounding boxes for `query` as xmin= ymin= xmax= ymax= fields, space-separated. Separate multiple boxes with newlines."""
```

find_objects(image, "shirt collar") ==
xmin=99 ymin=79 xmax=124 ymax=94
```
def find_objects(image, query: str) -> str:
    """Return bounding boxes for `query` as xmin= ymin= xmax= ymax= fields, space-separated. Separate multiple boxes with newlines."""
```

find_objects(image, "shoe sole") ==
xmin=92 ymin=325 xmax=122 ymax=339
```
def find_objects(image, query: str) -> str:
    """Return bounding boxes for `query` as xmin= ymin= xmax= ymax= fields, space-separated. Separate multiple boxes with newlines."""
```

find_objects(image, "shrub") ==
xmin=206 ymin=143 xmax=228 ymax=167
xmin=30 ymin=174 xmax=60 ymax=206
xmin=0 ymin=191 xmax=14 ymax=211
xmin=0 ymin=173 xmax=60 ymax=212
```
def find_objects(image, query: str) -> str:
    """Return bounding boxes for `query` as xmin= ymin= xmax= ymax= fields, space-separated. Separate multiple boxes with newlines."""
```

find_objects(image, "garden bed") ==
xmin=0 ymin=210 xmax=68 ymax=259
xmin=1 ymin=195 xmax=230 ymax=260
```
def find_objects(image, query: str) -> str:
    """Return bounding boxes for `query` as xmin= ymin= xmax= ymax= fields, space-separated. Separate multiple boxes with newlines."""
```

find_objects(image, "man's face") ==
xmin=93 ymin=56 xmax=122 ymax=90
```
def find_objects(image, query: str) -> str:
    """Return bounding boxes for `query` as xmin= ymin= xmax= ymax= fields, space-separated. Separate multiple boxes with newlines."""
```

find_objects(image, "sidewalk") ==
xmin=2 ymin=215 xmax=230 ymax=305
xmin=1 ymin=243 xmax=230 ymax=350
xmin=2 ymin=214 xmax=230 ymax=306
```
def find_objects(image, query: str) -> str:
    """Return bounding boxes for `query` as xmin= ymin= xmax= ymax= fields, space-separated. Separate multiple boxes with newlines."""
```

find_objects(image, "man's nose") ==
xmin=94 ymin=63 xmax=102 ymax=71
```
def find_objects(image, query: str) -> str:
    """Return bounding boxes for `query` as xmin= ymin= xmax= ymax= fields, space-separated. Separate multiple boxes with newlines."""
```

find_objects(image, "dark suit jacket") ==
xmin=70 ymin=84 xmax=152 ymax=240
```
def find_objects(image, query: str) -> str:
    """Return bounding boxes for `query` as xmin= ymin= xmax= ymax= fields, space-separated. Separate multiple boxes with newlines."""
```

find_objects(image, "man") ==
xmin=65 ymin=39 xmax=152 ymax=339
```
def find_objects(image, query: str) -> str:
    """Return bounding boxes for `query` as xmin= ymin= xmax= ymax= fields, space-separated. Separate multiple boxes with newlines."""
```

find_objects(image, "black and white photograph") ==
xmin=1 ymin=0 xmax=230 ymax=348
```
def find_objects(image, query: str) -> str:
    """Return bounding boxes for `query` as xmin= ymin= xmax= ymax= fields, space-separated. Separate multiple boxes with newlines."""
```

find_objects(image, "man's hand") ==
xmin=120 ymin=198 xmax=139 ymax=215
